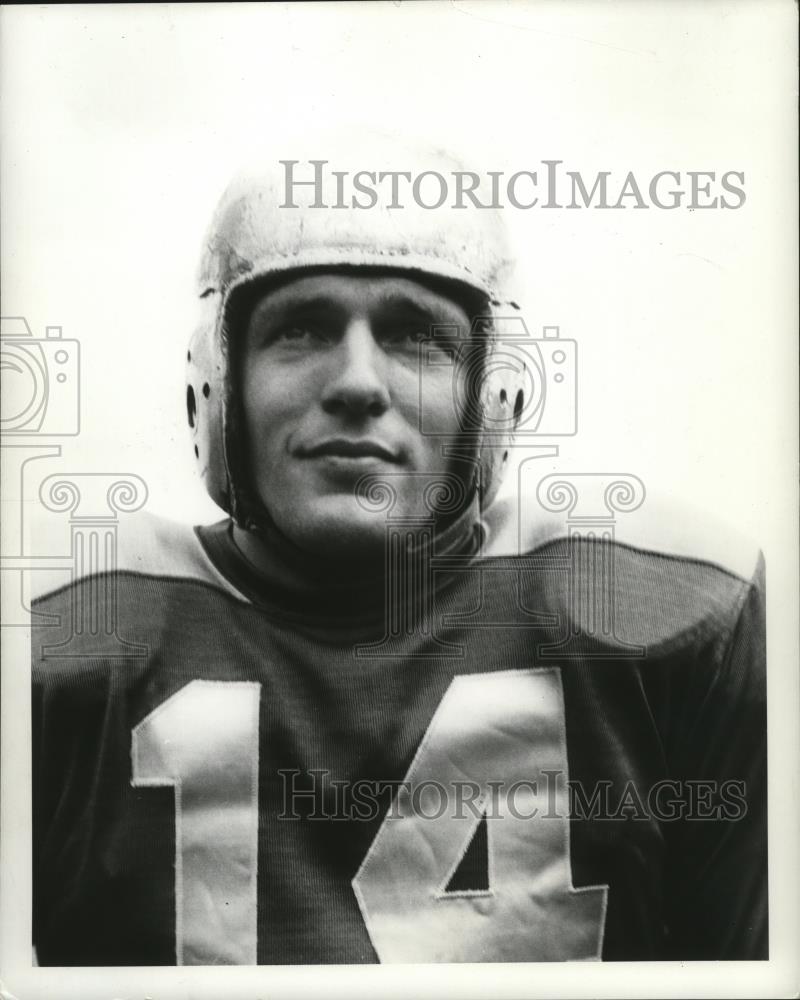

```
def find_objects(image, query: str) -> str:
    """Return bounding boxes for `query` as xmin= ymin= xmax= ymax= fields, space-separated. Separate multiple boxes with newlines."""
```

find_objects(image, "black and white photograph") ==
xmin=1 ymin=3 xmax=797 ymax=999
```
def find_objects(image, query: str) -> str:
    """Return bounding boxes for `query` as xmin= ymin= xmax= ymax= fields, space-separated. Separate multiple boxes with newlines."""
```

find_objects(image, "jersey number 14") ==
xmin=131 ymin=668 xmax=607 ymax=964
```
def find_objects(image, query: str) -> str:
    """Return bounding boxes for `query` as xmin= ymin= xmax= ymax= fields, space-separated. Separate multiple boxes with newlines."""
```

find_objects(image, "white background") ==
xmin=1 ymin=3 xmax=797 ymax=998
xmin=1 ymin=1 xmax=795 ymax=533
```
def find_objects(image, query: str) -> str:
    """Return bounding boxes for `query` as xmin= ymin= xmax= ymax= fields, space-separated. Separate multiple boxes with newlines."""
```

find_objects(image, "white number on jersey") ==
xmin=131 ymin=669 xmax=607 ymax=963
xmin=131 ymin=680 xmax=261 ymax=965
xmin=352 ymin=668 xmax=607 ymax=961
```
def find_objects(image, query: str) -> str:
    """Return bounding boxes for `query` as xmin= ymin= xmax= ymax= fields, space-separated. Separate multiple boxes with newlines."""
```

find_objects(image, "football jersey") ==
xmin=31 ymin=503 xmax=767 ymax=965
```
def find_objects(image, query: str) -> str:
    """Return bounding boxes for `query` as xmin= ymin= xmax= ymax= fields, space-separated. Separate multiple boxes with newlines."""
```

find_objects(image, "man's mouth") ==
xmin=298 ymin=439 xmax=402 ymax=463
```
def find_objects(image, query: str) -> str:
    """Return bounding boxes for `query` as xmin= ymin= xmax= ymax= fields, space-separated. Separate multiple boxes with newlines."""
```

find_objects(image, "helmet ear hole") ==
xmin=513 ymin=389 xmax=524 ymax=425
xmin=187 ymin=385 xmax=197 ymax=429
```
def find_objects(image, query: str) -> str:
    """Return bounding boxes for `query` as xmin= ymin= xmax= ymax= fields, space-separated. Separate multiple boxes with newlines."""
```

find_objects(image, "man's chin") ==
xmin=277 ymin=500 xmax=391 ymax=559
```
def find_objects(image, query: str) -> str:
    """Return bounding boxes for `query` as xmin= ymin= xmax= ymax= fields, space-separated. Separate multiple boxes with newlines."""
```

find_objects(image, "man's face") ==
xmin=239 ymin=272 xmax=471 ymax=556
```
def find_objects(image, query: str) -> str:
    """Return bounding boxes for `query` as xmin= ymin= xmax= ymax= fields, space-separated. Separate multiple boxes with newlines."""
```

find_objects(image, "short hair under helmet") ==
xmin=186 ymin=141 xmax=527 ymax=524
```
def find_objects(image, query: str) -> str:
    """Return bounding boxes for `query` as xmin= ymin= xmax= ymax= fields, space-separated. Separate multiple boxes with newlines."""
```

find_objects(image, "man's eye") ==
xmin=387 ymin=326 xmax=429 ymax=349
xmin=422 ymin=336 xmax=463 ymax=361
xmin=274 ymin=324 xmax=327 ymax=344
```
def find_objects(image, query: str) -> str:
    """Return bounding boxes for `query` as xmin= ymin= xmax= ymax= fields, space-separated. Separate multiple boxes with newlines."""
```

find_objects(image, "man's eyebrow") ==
xmin=375 ymin=293 xmax=458 ymax=322
xmin=265 ymin=295 xmax=344 ymax=318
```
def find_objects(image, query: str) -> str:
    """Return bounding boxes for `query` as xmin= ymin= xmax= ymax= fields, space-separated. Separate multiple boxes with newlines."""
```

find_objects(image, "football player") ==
xmin=31 ymin=147 xmax=767 ymax=965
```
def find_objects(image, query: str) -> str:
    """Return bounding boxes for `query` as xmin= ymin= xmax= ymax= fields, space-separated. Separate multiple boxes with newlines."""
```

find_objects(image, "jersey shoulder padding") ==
xmin=484 ymin=492 xmax=761 ymax=583
xmin=482 ymin=491 xmax=763 ymax=652
xmin=30 ymin=511 xmax=248 ymax=605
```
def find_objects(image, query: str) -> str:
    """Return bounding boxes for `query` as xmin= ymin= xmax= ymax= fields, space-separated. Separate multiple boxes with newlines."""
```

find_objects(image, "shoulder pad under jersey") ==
xmin=484 ymin=490 xmax=761 ymax=582
xmin=29 ymin=511 xmax=248 ymax=606
xmin=482 ymin=489 xmax=763 ymax=651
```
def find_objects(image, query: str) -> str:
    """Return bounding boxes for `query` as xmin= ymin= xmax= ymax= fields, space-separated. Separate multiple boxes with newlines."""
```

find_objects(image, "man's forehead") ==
xmin=246 ymin=270 xmax=473 ymax=321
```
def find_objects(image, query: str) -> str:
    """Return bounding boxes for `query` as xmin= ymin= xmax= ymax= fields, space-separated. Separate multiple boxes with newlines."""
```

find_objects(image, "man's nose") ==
xmin=321 ymin=319 xmax=391 ymax=417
